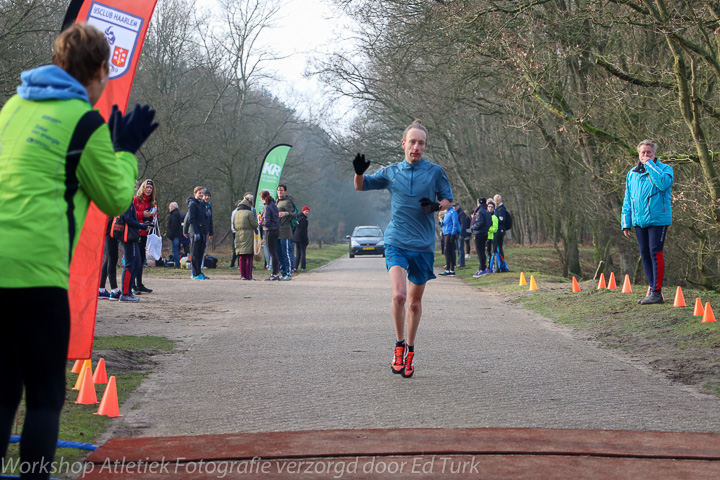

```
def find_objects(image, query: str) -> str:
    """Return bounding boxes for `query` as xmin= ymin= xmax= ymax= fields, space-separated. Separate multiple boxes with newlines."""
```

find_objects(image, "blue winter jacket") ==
xmin=621 ymin=158 xmax=673 ymax=229
xmin=441 ymin=206 xmax=459 ymax=235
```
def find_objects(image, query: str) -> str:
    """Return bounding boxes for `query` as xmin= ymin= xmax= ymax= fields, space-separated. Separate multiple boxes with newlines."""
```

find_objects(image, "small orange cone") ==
xmin=702 ymin=303 xmax=716 ymax=323
xmin=694 ymin=298 xmax=705 ymax=316
xmin=597 ymin=273 xmax=606 ymax=290
xmin=95 ymin=376 xmax=122 ymax=417
xmin=571 ymin=277 xmax=581 ymax=293
xmin=93 ymin=358 xmax=108 ymax=384
xmin=71 ymin=360 xmax=83 ymax=374
xmin=519 ymin=272 xmax=527 ymax=286
xmin=75 ymin=367 xmax=97 ymax=404
xmin=673 ymin=286 xmax=687 ymax=307
xmin=73 ymin=359 xmax=92 ymax=390
xmin=607 ymin=272 xmax=617 ymax=290
xmin=621 ymin=275 xmax=632 ymax=293
xmin=529 ymin=275 xmax=538 ymax=291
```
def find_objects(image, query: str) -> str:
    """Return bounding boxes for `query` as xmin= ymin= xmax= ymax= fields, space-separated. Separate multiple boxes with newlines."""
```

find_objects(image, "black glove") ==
xmin=419 ymin=197 xmax=441 ymax=214
xmin=108 ymin=104 xmax=159 ymax=154
xmin=107 ymin=105 xmax=122 ymax=143
xmin=353 ymin=153 xmax=370 ymax=175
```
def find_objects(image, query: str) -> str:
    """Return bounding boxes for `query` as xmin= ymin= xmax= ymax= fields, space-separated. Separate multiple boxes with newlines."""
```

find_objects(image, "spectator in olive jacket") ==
xmin=276 ymin=184 xmax=300 ymax=279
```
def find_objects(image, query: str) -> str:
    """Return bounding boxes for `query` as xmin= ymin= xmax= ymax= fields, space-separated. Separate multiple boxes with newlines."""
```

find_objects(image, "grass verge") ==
xmin=2 ymin=336 xmax=175 ymax=479
xmin=446 ymin=245 xmax=720 ymax=396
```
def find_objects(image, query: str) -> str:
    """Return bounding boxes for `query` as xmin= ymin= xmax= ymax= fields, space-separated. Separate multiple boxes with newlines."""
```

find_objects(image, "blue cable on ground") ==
xmin=8 ymin=435 xmax=97 ymax=451
xmin=3 ymin=436 xmax=98 ymax=479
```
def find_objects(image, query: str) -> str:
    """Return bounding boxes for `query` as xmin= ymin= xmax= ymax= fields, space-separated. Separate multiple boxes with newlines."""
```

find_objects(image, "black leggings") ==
xmin=136 ymin=235 xmax=147 ymax=287
xmin=190 ymin=234 xmax=206 ymax=277
xmin=100 ymin=235 xmax=119 ymax=290
xmin=443 ymin=234 xmax=456 ymax=271
xmin=494 ymin=231 xmax=505 ymax=259
xmin=474 ymin=233 xmax=488 ymax=270
xmin=294 ymin=242 xmax=307 ymax=270
xmin=0 ymin=287 xmax=69 ymax=479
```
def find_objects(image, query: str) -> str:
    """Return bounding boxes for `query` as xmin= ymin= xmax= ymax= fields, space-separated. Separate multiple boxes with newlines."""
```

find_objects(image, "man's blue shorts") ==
xmin=385 ymin=244 xmax=436 ymax=285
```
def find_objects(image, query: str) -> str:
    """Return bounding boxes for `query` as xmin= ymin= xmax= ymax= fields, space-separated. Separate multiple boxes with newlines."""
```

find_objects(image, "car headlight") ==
xmin=351 ymin=241 xmax=360 ymax=248
xmin=377 ymin=241 xmax=384 ymax=247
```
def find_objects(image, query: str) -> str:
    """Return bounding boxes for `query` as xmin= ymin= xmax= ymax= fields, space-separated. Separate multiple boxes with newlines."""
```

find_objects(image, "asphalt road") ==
xmin=96 ymin=255 xmax=720 ymax=440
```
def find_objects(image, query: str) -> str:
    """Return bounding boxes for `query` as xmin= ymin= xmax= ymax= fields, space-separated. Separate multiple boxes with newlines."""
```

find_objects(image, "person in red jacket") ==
xmin=132 ymin=179 xmax=157 ymax=294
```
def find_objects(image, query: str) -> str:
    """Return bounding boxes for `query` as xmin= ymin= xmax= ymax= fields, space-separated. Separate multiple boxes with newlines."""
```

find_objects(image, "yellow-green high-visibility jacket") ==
xmin=0 ymin=65 xmax=138 ymax=289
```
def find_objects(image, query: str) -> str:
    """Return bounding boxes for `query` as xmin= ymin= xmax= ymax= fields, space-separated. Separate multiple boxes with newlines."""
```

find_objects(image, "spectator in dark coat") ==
xmin=293 ymin=206 xmax=310 ymax=272
xmin=493 ymin=194 xmax=508 ymax=259
xmin=471 ymin=197 xmax=492 ymax=277
xmin=166 ymin=202 xmax=183 ymax=268
xmin=261 ymin=190 xmax=281 ymax=280
xmin=183 ymin=187 xmax=209 ymax=280
xmin=120 ymin=202 xmax=150 ymax=302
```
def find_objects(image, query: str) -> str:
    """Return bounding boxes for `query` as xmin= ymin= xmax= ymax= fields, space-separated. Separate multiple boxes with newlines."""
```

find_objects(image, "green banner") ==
xmin=254 ymin=144 xmax=292 ymax=213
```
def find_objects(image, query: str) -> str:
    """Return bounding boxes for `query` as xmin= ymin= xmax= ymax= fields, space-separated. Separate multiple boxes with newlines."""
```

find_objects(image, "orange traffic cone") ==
xmin=621 ymin=274 xmax=632 ymax=293
xmin=73 ymin=359 xmax=92 ymax=390
xmin=607 ymin=272 xmax=617 ymax=290
xmin=529 ymin=275 xmax=538 ymax=291
xmin=95 ymin=376 xmax=122 ymax=417
xmin=693 ymin=298 xmax=704 ymax=316
xmin=702 ymin=303 xmax=716 ymax=323
xmin=71 ymin=360 xmax=83 ymax=374
xmin=597 ymin=273 xmax=606 ymax=290
xmin=572 ymin=277 xmax=581 ymax=293
xmin=93 ymin=358 xmax=108 ymax=384
xmin=673 ymin=286 xmax=687 ymax=307
xmin=75 ymin=367 xmax=97 ymax=404
xmin=519 ymin=272 xmax=527 ymax=286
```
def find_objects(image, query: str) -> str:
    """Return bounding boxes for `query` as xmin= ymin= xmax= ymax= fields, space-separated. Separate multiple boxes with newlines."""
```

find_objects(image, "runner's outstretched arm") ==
xmin=353 ymin=153 xmax=370 ymax=191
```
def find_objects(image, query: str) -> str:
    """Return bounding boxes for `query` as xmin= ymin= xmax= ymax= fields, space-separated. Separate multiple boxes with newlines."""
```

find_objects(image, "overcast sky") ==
xmin=263 ymin=0 xmax=350 ymax=121
xmin=196 ymin=0 xmax=356 ymax=128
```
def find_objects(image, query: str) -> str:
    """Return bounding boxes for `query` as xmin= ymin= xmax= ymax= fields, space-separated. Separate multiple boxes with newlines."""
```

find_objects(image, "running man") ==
xmin=353 ymin=119 xmax=453 ymax=378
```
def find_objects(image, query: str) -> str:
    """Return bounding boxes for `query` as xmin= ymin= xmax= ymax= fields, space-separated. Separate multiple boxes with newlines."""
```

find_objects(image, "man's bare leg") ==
xmin=389 ymin=265 xmax=426 ymax=344
xmin=405 ymin=281 xmax=426 ymax=345
xmin=389 ymin=265 xmax=408 ymax=341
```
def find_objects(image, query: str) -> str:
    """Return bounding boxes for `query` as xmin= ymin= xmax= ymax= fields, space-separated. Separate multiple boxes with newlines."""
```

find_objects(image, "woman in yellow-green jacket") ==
xmin=0 ymin=23 xmax=157 ymax=476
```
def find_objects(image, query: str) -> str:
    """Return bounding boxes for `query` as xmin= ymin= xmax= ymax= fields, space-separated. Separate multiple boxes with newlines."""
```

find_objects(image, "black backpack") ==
xmin=504 ymin=210 xmax=513 ymax=230
xmin=204 ymin=254 xmax=218 ymax=268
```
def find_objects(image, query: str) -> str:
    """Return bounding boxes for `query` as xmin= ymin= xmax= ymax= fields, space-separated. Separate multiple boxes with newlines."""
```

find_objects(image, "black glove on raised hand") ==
xmin=353 ymin=153 xmax=370 ymax=175
xmin=419 ymin=197 xmax=441 ymax=214
xmin=108 ymin=104 xmax=159 ymax=154
xmin=107 ymin=105 xmax=122 ymax=143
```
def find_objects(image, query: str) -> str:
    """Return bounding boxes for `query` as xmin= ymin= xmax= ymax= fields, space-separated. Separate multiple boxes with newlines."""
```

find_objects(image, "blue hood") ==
xmin=17 ymin=65 xmax=90 ymax=103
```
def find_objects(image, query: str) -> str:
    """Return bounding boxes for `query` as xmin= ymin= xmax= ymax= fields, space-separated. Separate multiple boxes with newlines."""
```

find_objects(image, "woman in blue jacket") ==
xmin=621 ymin=140 xmax=674 ymax=305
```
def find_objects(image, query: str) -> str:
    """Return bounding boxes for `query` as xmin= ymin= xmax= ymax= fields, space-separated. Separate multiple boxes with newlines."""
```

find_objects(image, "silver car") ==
xmin=347 ymin=226 xmax=385 ymax=258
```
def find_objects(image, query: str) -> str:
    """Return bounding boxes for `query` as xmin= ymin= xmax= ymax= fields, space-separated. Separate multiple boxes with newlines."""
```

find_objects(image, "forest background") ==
xmin=2 ymin=0 xmax=719 ymax=290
